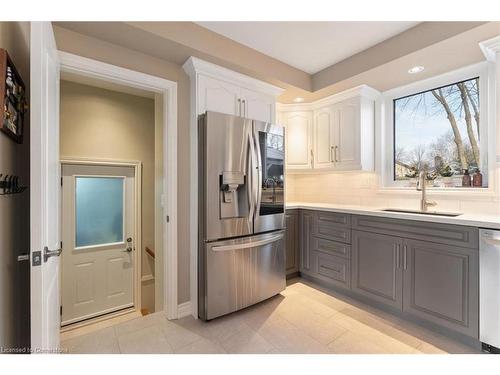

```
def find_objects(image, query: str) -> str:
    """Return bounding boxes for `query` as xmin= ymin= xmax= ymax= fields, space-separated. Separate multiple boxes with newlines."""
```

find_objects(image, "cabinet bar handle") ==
xmin=310 ymin=149 xmax=314 ymax=167
xmin=403 ymin=245 xmax=408 ymax=270
xmin=335 ymin=145 xmax=339 ymax=162
xmin=395 ymin=244 xmax=400 ymax=269
xmin=330 ymin=146 xmax=335 ymax=163
xmin=238 ymin=98 xmax=241 ymax=116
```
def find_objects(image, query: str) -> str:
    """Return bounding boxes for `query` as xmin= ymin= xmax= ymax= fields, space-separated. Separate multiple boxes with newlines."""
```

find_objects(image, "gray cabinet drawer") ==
xmin=316 ymin=211 xmax=351 ymax=227
xmin=311 ymin=236 xmax=351 ymax=259
xmin=313 ymin=211 xmax=352 ymax=244
xmin=312 ymin=251 xmax=350 ymax=289
xmin=353 ymin=215 xmax=478 ymax=249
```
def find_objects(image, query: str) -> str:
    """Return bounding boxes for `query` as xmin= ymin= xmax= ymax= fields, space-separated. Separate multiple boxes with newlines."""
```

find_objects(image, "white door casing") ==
xmin=57 ymin=52 xmax=178 ymax=320
xmin=61 ymin=164 xmax=136 ymax=326
xmin=30 ymin=21 xmax=61 ymax=352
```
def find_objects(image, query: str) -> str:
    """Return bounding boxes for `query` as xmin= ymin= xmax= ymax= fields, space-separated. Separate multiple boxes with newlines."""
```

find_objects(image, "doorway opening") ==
xmin=59 ymin=78 xmax=156 ymax=328
xmin=56 ymin=52 xmax=178 ymax=333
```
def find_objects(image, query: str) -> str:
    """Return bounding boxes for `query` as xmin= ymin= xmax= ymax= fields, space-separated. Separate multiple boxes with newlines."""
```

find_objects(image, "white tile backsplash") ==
xmin=286 ymin=170 xmax=500 ymax=216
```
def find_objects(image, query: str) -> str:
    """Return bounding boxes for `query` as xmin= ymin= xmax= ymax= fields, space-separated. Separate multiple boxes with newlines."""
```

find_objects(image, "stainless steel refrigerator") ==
xmin=198 ymin=111 xmax=286 ymax=320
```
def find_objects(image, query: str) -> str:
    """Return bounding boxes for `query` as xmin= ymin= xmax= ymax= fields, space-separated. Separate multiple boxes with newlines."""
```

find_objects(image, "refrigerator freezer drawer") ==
xmin=200 ymin=230 xmax=286 ymax=320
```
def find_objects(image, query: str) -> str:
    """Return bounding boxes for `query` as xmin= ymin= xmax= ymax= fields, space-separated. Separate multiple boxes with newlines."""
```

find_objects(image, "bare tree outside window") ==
xmin=393 ymin=77 xmax=485 ymax=187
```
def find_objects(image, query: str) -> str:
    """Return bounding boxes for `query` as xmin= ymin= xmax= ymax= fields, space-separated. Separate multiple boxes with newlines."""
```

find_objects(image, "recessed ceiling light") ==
xmin=408 ymin=66 xmax=425 ymax=74
xmin=293 ymin=97 xmax=305 ymax=103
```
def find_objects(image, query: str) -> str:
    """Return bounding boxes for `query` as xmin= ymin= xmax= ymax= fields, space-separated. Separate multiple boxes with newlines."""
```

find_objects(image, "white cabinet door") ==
xmin=313 ymin=107 xmax=335 ymax=169
xmin=240 ymin=87 xmax=275 ymax=123
xmin=283 ymin=111 xmax=313 ymax=170
xmin=197 ymin=74 xmax=241 ymax=116
xmin=332 ymin=98 xmax=361 ymax=170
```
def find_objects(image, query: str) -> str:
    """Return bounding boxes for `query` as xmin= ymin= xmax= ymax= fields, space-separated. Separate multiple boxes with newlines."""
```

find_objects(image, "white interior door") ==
xmin=61 ymin=164 xmax=136 ymax=326
xmin=30 ymin=21 xmax=61 ymax=351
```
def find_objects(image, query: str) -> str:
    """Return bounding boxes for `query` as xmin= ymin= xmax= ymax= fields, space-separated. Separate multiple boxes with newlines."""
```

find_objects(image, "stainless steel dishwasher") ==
xmin=480 ymin=228 xmax=500 ymax=353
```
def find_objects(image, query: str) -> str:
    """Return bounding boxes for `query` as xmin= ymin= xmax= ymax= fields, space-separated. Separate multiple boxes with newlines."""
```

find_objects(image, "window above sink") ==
xmin=379 ymin=61 xmax=496 ymax=194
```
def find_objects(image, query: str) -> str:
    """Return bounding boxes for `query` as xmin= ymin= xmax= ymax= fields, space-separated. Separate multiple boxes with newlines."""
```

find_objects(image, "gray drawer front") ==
xmin=312 ymin=236 xmax=351 ymax=259
xmin=313 ymin=211 xmax=352 ymax=243
xmin=353 ymin=215 xmax=479 ymax=249
xmin=312 ymin=251 xmax=350 ymax=289
xmin=316 ymin=211 xmax=351 ymax=227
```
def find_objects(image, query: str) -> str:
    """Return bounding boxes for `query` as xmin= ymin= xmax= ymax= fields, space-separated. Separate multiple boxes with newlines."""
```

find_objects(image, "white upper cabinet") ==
xmin=279 ymin=85 xmax=379 ymax=173
xmin=283 ymin=110 xmax=313 ymax=170
xmin=240 ymin=87 xmax=275 ymax=123
xmin=184 ymin=57 xmax=283 ymax=124
xmin=313 ymin=106 xmax=335 ymax=169
xmin=197 ymin=75 xmax=241 ymax=117
xmin=332 ymin=97 xmax=363 ymax=170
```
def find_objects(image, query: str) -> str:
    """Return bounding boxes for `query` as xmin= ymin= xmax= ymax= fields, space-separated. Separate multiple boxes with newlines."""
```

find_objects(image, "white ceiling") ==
xmin=196 ymin=21 xmax=420 ymax=74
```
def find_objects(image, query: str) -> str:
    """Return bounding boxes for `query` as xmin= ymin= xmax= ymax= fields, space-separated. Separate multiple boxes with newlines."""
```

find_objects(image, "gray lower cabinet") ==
xmin=285 ymin=210 xmax=299 ymax=276
xmin=351 ymin=229 xmax=479 ymax=338
xmin=299 ymin=210 xmax=314 ymax=273
xmin=352 ymin=230 xmax=403 ymax=309
xmin=403 ymin=239 xmax=479 ymax=338
xmin=294 ymin=208 xmax=480 ymax=339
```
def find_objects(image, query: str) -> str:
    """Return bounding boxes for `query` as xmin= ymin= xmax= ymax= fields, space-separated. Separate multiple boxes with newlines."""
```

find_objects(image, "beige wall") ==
xmin=0 ymin=21 xmax=30 ymax=349
xmin=53 ymin=25 xmax=192 ymax=305
xmin=59 ymin=80 xmax=156 ymax=312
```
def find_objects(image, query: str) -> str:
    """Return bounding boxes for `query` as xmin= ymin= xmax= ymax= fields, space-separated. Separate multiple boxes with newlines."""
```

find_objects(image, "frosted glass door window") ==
xmin=75 ymin=176 xmax=124 ymax=247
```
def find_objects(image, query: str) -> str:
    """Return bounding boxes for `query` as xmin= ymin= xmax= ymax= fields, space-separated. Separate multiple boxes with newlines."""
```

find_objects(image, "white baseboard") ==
xmin=177 ymin=301 xmax=192 ymax=319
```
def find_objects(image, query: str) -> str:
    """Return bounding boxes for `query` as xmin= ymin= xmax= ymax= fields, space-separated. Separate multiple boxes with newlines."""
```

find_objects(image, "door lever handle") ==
xmin=43 ymin=246 xmax=62 ymax=262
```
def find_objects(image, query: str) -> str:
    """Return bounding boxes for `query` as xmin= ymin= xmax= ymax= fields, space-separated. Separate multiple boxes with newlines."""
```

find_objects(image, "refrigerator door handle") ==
xmin=247 ymin=127 xmax=256 ymax=223
xmin=253 ymin=124 xmax=262 ymax=220
xmin=212 ymin=233 xmax=284 ymax=252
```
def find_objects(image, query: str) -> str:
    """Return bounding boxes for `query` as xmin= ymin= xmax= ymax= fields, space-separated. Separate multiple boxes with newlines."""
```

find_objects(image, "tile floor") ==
xmin=61 ymin=279 xmax=482 ymax=354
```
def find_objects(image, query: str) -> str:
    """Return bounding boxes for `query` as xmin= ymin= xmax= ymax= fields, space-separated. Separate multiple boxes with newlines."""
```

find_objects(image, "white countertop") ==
xmin=286 ymin=202 xmax=500 ymax=230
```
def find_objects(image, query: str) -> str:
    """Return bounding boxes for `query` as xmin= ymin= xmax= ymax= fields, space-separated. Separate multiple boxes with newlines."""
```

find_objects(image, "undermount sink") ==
xmin=381 ymin=208 xmax=462 ymax=217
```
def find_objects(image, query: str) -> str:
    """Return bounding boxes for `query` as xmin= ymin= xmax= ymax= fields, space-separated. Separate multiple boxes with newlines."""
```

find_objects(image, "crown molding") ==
xmin=480 ymin=35 xmax=500 ymax=62
xmin=182 ymin=56 xmax=285 ymax=97
xmin=277 ymin=84 xmax=380 ymax=111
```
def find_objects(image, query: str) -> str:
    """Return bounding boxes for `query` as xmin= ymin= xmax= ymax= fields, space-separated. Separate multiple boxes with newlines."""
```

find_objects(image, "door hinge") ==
xmin=60 ymin=177 xmax=63 ymax=186
xmin=60 ymin=306 xmax=62 ymax=316
xmin=166 ymin=215 xmax=170 ymax=223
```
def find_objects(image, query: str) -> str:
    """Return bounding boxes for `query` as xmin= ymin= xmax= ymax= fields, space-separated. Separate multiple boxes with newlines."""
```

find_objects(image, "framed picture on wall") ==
xmin=0 ymin=48 xmax=27 ymax=144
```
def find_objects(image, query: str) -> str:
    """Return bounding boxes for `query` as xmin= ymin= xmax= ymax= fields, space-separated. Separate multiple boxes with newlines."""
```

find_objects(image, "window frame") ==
xmin=378 ymin=62 xmax=496 ymax=194
xmin=73 ymin=174 xmax=127 ymax=250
